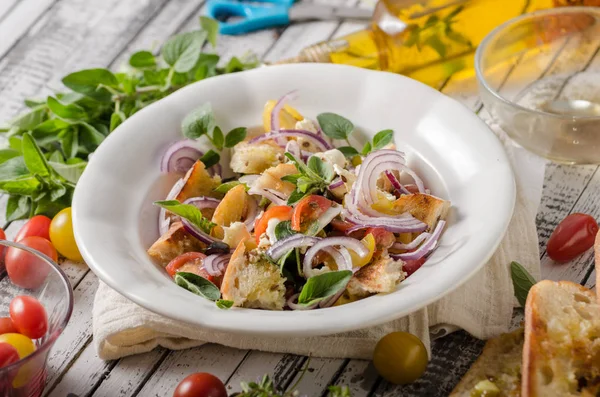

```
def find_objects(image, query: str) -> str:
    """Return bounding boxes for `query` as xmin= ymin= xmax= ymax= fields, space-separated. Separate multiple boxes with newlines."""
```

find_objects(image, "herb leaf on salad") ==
xmin=283 ymin=153 xmax=334 ymax=205
xmin=298 ymin=270 xmax=353 ymax=306
xmin=174 ymin=272 xmax=221 ymax=301
xmin=317 ymin=112 xmax=354 ymax=140
xmin=216 ymin=299 xmax=234 ymax=309
xmin=154 ymin=200 xmax=216 ymax=234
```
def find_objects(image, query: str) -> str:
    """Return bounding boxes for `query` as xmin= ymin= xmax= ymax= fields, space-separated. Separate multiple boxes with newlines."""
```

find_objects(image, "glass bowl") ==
xmin=476 ymin=7 xmax=600 ymax=164
xmin=0 ymin=240 xmax=73 ymax=397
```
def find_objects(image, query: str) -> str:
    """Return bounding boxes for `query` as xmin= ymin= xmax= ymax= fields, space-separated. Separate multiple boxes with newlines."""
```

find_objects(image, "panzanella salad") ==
xmin=147 ymin=92 xmax=450 ymax=310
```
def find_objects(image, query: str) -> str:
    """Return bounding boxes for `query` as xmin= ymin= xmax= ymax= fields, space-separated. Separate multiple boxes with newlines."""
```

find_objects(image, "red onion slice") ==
xmin=271 ymin=90 xmax=297 ymax=133
xmin=287 ymin=293 xmax=319 ymax=310
xmin=392 ymin=232 xmax=430 ymax=251
xmin=182 ymin=218 xmax=217 ymax=245
xmin=267 ymin=235 xmax=320 ymax=261
xmin=391 ymin=220 xmax=446 ymax=261
xmin=248 ymin=130 xmax=333 ymax=151
xmin=248 ymin=187 xmax=287 ymax=206
xmin=244 ymin=197 xmax=259 ymax=232
xmin=183 ymin=197 xmax=221 ymax=209
xmin=328 ymin=178 xmax=344 ymax=190
xmin=158 ymin=178 xmax=185 ymax=235
xmin=384 ymin=170 xmax=410 ymax=195
xmin=318 ymin=287 xmax=346 ymax=308
xmin=203 ymin=253 xmax=232 ymax=277
xmin=161 ymin=140 xmax=204 ymax=173
xmin=303 ymin=237 xmax=368 ymax=278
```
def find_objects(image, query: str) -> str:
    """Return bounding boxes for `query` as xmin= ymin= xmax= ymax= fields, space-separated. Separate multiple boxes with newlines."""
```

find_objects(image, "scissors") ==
xmin=206 ymin=0 xmax=373 ymax=35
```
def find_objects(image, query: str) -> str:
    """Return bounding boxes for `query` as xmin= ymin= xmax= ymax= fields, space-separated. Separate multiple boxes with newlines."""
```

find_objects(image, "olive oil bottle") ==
xmin=277 ymin=0 xmax=594 ymax=87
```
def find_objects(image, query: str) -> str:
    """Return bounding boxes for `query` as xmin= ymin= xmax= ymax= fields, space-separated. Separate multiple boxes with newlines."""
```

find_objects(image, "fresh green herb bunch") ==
xmin=233 ymin=374 xmax=351 ymax=397
xmin=0 ymin=17 xmax=258 ymax=221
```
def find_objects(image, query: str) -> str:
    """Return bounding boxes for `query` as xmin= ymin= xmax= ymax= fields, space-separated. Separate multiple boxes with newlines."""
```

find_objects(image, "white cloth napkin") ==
xmin=92 ymin=119 xmax=546 ymax=361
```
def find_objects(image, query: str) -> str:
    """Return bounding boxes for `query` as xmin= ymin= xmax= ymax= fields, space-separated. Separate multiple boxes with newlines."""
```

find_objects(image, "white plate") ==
xmin=73 ymin=64 xmax=515 ymax=336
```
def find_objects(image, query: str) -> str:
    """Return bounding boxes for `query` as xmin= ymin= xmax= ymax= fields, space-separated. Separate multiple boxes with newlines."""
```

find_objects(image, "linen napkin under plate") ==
xmin=92 ymin=119 xmax=546 ymax=361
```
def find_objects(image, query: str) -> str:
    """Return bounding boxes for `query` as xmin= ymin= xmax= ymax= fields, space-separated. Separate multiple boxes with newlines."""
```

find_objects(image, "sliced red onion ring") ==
xmin=384 ymin=170 xmax=410 ymax=195
xmin=249 ymin=130 xmax=333 ymax=151
xmin=203 ymin=253 xmax=232 ymax=277
xmin=248 ymin=187 xmax=287 ymax=206
xmin=391 ymin=220 xmax=446 ymax=261
xmin=303 ymin=237 xmax=368 ymax=278
xmin=319 ymin=287 xmax=346 ymax=308
xmin=244 ymin=197 xmax=258 ymax=232
xmin=161 ymin=140 xmax=204 ymax=173
xmin=239 ymin=174 xmax=259 ymax=188
xmin=182 ymin=218 xmax=217 ymax=245
xmin=183 ymin=197 xmax=221 ymax=210
xmin=287 ymin=293 xmax=319 ymax=310
xmin=158 ymin=178 xmax=185 ymax=235
xmin=271 ymin=90 xmax=297 ymax=133
xmin=208 ymin=163 xmax=222 ymax=178
xmin=267 ymin=235 xmax=320 ymax=261
xmin=328 ymin=178 xmax=344 ymax=190
xmin=392 ymin=232 xmax=430 ymax=251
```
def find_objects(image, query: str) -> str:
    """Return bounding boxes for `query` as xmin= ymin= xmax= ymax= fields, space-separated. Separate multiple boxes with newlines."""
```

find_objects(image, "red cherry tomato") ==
xmin=10 ymin=296 xmax=48 ymax=339
xmin=165 ymin=252 xmax=207 ymax=277
xmin=5 ymin=236 xmax=57 ymax=289
xmin=0 ymin=343 xmax=19 ymax=369
xmin=364 ymin=227 xmax=396 ymax=251
xmin=173 ymin=372 xmax=227 ymax=397
xmin=0 ymin=227 xmax=6 ymax=263
xmin=291 ymin=195 xmax=332 ymax=232
xmin=547 ymin=213 xmax=599 ymax=262
xmin=0 ymin=318 xmax=17 ymax=335
xmin=254 ymin=205 xmax=293 ymax=244
xmin=14 ymin=215 xmax=52 ymax=242
xmin=330 ymin=219 xmax=354 ymax=233
xmin=403 ymin=257 xmax=427 ymax=277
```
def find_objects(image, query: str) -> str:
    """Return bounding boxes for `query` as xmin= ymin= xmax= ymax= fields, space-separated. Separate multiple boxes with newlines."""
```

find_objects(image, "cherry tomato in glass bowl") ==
xmin=547 ymin=213 xmax=599 ymax=263
xmin=14 ymin=215 xmax=52 ymax=242
xmin=50 ymin=207 xmax=83 ymax=261
xmin=0 ymin=317 xmax=17 ymax=335
xmin=10 ymin=296 xmax=48 ymax=339
xmin=173 ymin=372 xmax=227 ymax=397
xmin=373 ymin=332 xmax=428 ymax=385
xmin=0 ymin=342 xmax=19 ymax=369
xmin=5 ymin=236 xmax=57 ymax=289
xmin=0 ymin=333 xmax=35 ymax=360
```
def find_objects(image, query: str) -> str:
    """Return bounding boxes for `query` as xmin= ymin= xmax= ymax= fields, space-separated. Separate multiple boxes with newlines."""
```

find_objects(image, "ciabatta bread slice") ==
xmin=522 ymin=280 xmax=600 ymax=397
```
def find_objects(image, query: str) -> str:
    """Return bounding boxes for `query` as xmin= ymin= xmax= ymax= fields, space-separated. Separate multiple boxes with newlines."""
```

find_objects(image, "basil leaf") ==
xmin=8 ymin=137 xmax=22 ymax=153
xmin=182 ymin=103 xmax=215 ymax=139
xmin=49 ymin=161 xmax=86 ymax=184
xmin=361 ymin=141 xmax=372 ymax=155
xmin=110 ymin=112 xmax=123 ymax=132
xmin=162 ymin=30 xmax=207 ymax=73
xmin=48 ymin=151 xmax=64 ymax=163
xmin=0 ymin=177 xmax=41 ymax=195
xmin=280 ymin=174 xmax=300 ymax=184
xmin=10 ymin=107 xmax=47 ymax=131
xmin=50 ymin=184 xmax=68 ymax=201
xmin=175 ymin=272 xmax=221 ymax=301
xmin=154 ymin=200 xmax=215 ymax=234
xmin=511 ymin=261 xmax=536 ymax=307
xmin=216 ymin=299 xmax=234 ymax=309
xmin=24 ymin=99 xmax=45 ymax=109
xmin=287 ymin=187 xmax=316 ymax=205
xmin=33 ymin=119 xmax=70 ymax=134
xmin=224 ymin=127 xmax=247 ymax=148
xmin=78 ymin=122 xmax=105 ymax=148
xmin=212 ymin=126 xmax=224 ymax=150
xmin=47 ymin=97 xmax=87 ymax=120
xmin=6 ymin=195 xmax=31 ymax=222
xmin=22 ymin=133 xmax=52 ymax=177
xmin=274 ymin=220 xmax=296 ymax=241
xmin=199 ymin=16 xmax=219 ymax=48
xmin=0 ymin=157 xmax=30 ymax=181
xmin=337 ymin=146 xmax=359 ymax=158
xmin=214 ymin=181 xmax=247 ymax=194
xmin=60 ymin=129 xmax=79 ymax=159
xmin=317 ymin=113 xmax=354 ymax=140
xmin=307 ymin=156 xmax=334 ymax=183
xmin=62 ymin=68 xmax=117 ymax=102
xmin=33 ymin=194 xmax=71 ymax=218
xmin=129 ymin=50 xmax=156 ymax=68
xmin=372 ymin=129 xmax=394 ymax=150
xmin=298 ymin=270 xmax=352 ymax=305
xmin=200 ymin=149 xmax=220 ymax=169
xmin=0 ymin=149 xmax=20 ymax=165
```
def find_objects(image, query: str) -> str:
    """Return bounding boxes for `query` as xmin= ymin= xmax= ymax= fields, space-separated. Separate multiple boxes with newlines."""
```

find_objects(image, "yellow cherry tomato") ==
xmin=0 ymin=333 xmax=37 ymax=388
xmin=262 ymin=100 xmax=303 ymax=131
xmin=349 ymin=233 xmax=375 ymax=268
xmin=373 ymin=332 xmax=428 ymax=385
xmin=49 ymin=207 xmax=83 ymax=261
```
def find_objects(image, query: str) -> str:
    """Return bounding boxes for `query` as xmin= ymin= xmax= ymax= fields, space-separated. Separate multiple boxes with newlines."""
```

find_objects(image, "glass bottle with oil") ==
xmin=277 ymin=0 xmax=594 ymax=87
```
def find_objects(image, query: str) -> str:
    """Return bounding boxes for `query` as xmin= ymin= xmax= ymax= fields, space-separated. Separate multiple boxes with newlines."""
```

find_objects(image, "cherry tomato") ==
xmin=173 ymin=372 xmax=227 ymax=397
xmin=254 ymin=205 xmax=293 ymax=244
xmin=14 ymin=215 xmax=52 ymax=242
xmin=0 ymin=334 xmax=35 ymax=360
xmin=10 ymin=296 xmax=48 ymax=339
xmin=547 ymin=213 xmax=599 ymax=262
xmin=0 ymin=317 xmax=17 ymax=335
xmin=166 ymin=252 xmax=206 ymax=277
xmin=364 ymin=227 xmax=395 ymax=251
xmin=373 ymin=332 xmax=428 ymax=385
xmin=0 ymin=342 xmax=19 ymax=369
xmin=0 ymin=227 xmax=6 ymax=262
xmin=330 ymin=219 xmax=354 ymax=233
xmin=5 ymin=236 xmax=57 ymax=289
xmin=50 ymin=207 xmax=83 ymax=261
xmin=291 ymin=195 xmax=332 ymax=232
xmin=403 ymin=257 xmax=426 ymax=277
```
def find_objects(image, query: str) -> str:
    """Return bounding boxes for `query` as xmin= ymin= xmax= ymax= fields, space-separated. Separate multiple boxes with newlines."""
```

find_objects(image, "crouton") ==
xmin=222 ymin=222 xmax=252 ymax=250
xmin=252 ymin=163 xmax=297 ymax=196
xmin=175 ymin=160 xmax=221 ymax=203
xmin=391 ymin=193 xmax=450 ymax=231
xmin=346 ymin=257 xmax=405 ymax=299
xmin=212 ymin=184 xmax=250 ymax=227
xmin=230 ymin=141 xmax=284 ymax=174
xmin=220 ymin=240 xmax=286 ymax=310
xmin=147 ymin=222 xmax=205 ymax=266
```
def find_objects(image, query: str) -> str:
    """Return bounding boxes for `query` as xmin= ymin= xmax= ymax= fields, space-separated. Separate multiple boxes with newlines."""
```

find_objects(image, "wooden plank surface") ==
xmin=1 ymin=0 xmax=599 ymax=396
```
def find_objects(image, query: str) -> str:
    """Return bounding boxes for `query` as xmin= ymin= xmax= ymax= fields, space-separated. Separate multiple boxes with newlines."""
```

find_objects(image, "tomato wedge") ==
xmin=254 ymin=205 xmax=293 ymax=244
xmin=291 ymin=195 xmax=332 ymax=232
xmin=165 ymin=252 xmax=206 ymax=277
xmin=365 ymin=227 xmax=396 ymax=251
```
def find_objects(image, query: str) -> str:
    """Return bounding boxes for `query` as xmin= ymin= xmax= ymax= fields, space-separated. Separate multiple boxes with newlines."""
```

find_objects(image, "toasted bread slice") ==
xmin=220 ymin=240 xmax=286 ymax=310
xmin=230 ymin=141 xmax=284 ymax=174
xmin=522 ymin=280 xmax=600 ymax=397
xmin=391 ymin=193 xmax=450 ymax=231
xmin=211 ymin=184 xmax=250 ymax=227
xmin=346 ymin=257 xmax=404 ymax=299
xmin=449 ymin=328 xmax=524 ymax=397
xmin=147 ymin=222 xmax=205 ymax=266
xmin=252 ymin=163 xmax=297 ymax=197
xmin=175 ymin=160 xmax=221 ymax=203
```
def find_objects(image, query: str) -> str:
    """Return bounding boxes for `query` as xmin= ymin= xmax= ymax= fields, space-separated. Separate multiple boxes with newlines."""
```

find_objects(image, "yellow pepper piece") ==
xmin=349 ymin=233 xmax=375 ymax=268
xmin=371 ymin=192 xmax=398 ymax=215
xmin=263 ymin=100 xmax=303 ymax=132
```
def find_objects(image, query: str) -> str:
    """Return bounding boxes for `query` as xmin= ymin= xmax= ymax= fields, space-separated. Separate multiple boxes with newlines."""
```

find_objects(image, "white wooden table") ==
xmin=1 ymin=1 xmax=599 ymax=396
